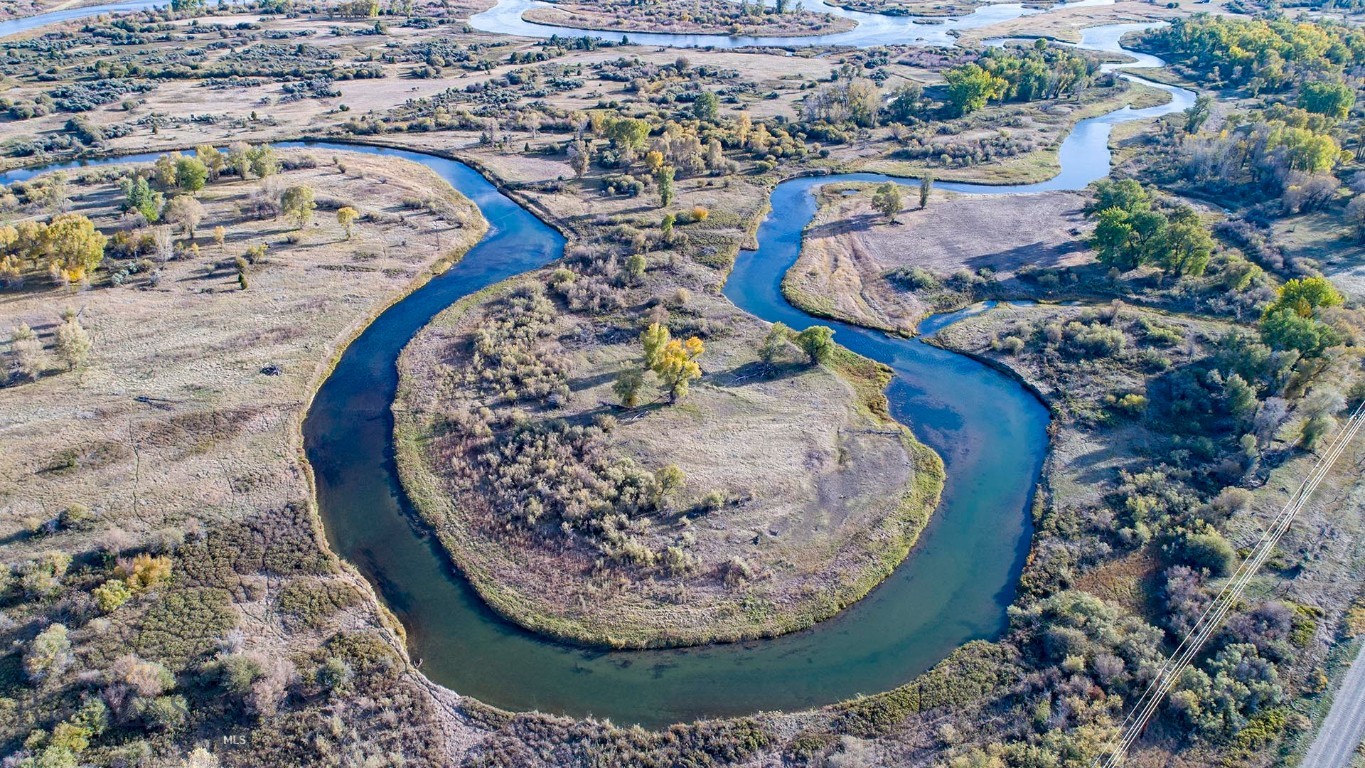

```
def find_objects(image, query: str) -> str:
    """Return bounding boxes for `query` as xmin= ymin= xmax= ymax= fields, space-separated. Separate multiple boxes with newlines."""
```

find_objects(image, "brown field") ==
xmin=784 ymin=185 xmax=1093 ymax=332
xmin=0 ymin=151 xmax=488 ymax=763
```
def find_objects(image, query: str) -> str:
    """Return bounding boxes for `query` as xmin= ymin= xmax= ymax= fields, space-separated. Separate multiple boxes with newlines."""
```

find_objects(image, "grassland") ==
xmin=0 ymin=150 xmax=487 ymax=765
xmin=392 ymin=259 xmax=944 ymax=648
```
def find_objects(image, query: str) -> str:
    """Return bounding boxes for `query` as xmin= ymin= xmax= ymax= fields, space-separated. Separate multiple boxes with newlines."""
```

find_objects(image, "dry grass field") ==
xmin=784 ymin=185 xmax=1094 ymax=332
xmin=0 ymin=150 xmax=488 ymax=764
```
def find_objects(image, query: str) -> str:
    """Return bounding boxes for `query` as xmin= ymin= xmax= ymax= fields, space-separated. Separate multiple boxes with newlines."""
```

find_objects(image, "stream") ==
xmin=0 ymin=1 xmax=1194 ymax=728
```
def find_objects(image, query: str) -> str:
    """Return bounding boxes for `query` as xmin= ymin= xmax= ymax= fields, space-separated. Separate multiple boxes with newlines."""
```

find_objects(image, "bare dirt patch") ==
xmin=784 ymin=185 xmax=1093 ymax=333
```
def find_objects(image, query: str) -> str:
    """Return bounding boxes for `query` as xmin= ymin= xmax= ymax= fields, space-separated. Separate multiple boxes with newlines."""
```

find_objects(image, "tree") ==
xmin=1184 ymin=93 xmax=1213 ymax=134
xmin=337 ymin=206 xmax=359 ymax=239
xmin=227 ymin=142 xmax=251 ymax=179
xmin=41 ymin=214 xmax=106 ymax=283
xmin=196 ymin=144 xmax=225 ymax=179
xmin=604 ymin=117 xmax=650 ymax=156
xmin=919 ymin=174 xmax=933 ymax=209
xmin=246 ymin=144 xmax=280 ymax=179
xmin=1299 ymin=80 xmax=1355 ymax=120
xmin=693 ymin=91 xmax=720 ymax=122
xmin=654 ymin=337 xmax=704 ymax=402
xmin=174 ymin=156 xmax=208 ymax=194
xmin=613 ymin=366 xmax=645 ymax=408
xmin=871 ymin=183 xmax=902 ymax=223
xmin=1085 ymin=179 xmax=1150 ymax=216
xmin=641 ymin=322 xmax=704 ymax=403
xmin=944 ymin=63 xmax=1007 ymax=116
xmin=656 ymin=165 xmax=676 ymax=208
xmin=760 ymin=322 xmax=792 ymax=364
xmin=8 ymin=324 xmax=46 ymax=382
xmin=567 ymin=138 xmax=590 ymax=178
xmin=1091 ymin=208 xmax=1140 ymax=271
xmin=280 ymin=186 xmax=316 ymax=230
xmin=795 ymin=325 xmax=835 ymax=365
xmin=163 ymin=195 xmax=206 ymax=241
xmin=122 ymin=175 xmax=164 ymax=223
xmin=153 ymin=154 xmax=180 ymax=189
xmin=1259 ymin=308 xmax=1341 ymax=358
xmin=625 ymin=252 xmax=646 ymax=282
xmin=642 ymin=322 xmax=671 ymax=370
xmin=1160 ymin=218 xmax=1214 ymax=276
xmin=55 ymin=309 xmax=91 ymax=371
xmin=1266 ymin=276 xmax=1343 ymax=318
xmin=213 ymin=226 xmax=226 ymax=251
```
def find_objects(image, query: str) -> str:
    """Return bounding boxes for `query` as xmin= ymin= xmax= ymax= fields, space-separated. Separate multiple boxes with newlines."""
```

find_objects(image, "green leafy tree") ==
xmin=919 ymin=174 xmax=933 ymax=209
xmin=795 ymin=325 xmax=836 ymax=365
xmin=944 ymin=63 xmax=1007 ymax=116
xmin=693 ymin=91 xmax=720 ymax=122
xmin=122 ymin=175 xmax=164 ymax=223
xmin=1260 ymin=308 xmax=1341 ymax=357
xmin=246 ymin=144 xmax=280 ymax=179
xmin=760 ymin=322 xmax=792 ymax=364
xmin=280 ymin=186 xmax=316 ymax=230
xmin=613 ymin=365 xmax=645 ymax=407
xmin=1184 ymin=93 xmax=1213 ymax=134
xmin=656 ymin=165 xmax=676 ymax=208
xmin=174 ymin=156 xmax=208 ymax=194
xmin=1299 ymin=80 xmax=1355 ymax=120
xmin=871 ymin=182 xmax=902 ymax=223
xmin=625 ymin=251 xmax=647 ymax=282
xmin=604 ymin=117 xmax=650 ymax=154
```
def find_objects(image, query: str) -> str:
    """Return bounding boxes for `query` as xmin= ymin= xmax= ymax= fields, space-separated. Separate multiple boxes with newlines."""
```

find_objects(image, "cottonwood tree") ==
xmin=163 ymin=196 xmax=206 ymax=241
xmin=281 ymin=186 xmax=316 ymax=230
xmin=55 ymin=308 xmax=91 ymax=371
xmin=872 ymin=183 xmax=902 ymax=223
xmin=760 ymin=322 xmax=794 ymax=364
xmin=121 ymin=175 xmax=163 ymax=223
xmin=641 ymin=322 xmax=704 ymax=402
xmin=41 ymin=214 xmax=107 ymax=284
xmin=796 ymin=325 xmax=835 ymax=365
xmin=175 ymin=156 xmax=208 ymax=194
xmin=656 ymin=165 xmax=676 ymax=208
xmin=567 ymin=138 xmax=590 ymax=178
xmin=337 ymin=206 xmax=360 ymax=239
xmin=613 ymin=365 xmax=645 ymax=407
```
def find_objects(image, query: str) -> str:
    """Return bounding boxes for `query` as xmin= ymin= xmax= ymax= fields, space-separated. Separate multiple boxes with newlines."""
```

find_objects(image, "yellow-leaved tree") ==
xmin=640 ymin=322 xmax=704 ymax=403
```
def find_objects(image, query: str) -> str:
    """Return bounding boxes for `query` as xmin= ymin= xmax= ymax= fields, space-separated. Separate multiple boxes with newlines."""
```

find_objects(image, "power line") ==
xmin=1098 ymin=401 xmax=1365 ymax=767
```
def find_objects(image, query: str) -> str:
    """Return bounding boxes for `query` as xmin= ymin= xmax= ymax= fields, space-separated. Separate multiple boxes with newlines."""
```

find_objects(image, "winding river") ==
xmin=0 ymin=0 xmax=1193 ymax=728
